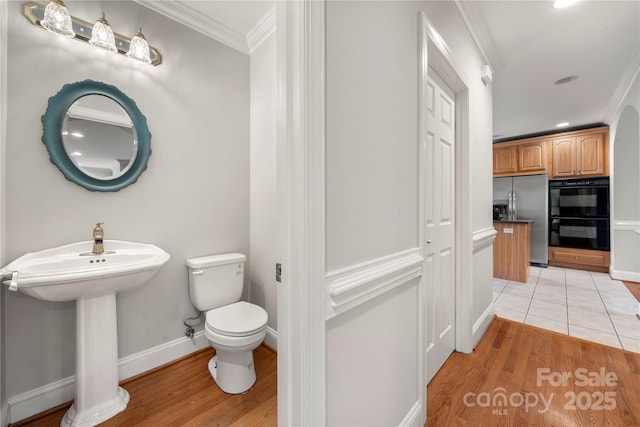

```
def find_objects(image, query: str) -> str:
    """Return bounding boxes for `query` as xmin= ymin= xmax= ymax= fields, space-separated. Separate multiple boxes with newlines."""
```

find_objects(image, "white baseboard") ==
xmin=118 ymin=330 xmax=208 ymax=380
xmin=8 ymin=331 xmax=209 ymax=423
xmin=264 ymin=326 xmax=278 ymax=351
xmin=610 ymin=269 xmax=640 ymax=282
xmin=7 ymin=377 xmax=75 ymax=424
xmin=399 ymin=400 xmax=423 ymax=427
xmin=471 ymin=302 xmax=495 ymax=350
xmin=1 ymin=398 xmax=9 ymax=427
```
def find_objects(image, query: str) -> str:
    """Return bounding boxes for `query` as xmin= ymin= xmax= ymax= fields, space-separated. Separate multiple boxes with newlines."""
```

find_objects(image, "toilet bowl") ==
xmin=204 ymin=301 xmax=267 ymax=394
xmin=186 ymin=254 xmax=268 ymax=394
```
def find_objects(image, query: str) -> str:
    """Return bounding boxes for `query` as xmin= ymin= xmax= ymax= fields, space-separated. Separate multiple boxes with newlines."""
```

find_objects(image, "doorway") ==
xmin=424 ymin=69 xmax=457 ymax=383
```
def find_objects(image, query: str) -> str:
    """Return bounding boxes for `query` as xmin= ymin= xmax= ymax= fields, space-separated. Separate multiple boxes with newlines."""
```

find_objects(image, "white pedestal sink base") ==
xmin=62 ymin=387 xmax=129 ymax=427
xmin=62 ymin=293 xmax=129 ymax=426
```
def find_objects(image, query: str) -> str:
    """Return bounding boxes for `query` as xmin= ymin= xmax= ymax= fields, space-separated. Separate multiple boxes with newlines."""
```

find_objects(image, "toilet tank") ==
xmin=186 ymin=253 xmax=246 ymax=312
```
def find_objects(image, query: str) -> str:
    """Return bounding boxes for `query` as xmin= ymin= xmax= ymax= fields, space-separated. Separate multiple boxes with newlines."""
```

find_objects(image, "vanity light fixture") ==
xmin=24 ymin=2 xmax=162 ymax=66
xmin=89 ymin=14 xmax=117 ymax=53
xmin=40 ymin=0 xmax=74 ymax=37
xmin=126 ymin=29 xmax=152 ymax=64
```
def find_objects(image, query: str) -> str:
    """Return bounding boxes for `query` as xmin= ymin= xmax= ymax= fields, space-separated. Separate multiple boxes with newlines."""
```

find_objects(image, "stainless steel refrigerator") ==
xmin=493 ymin=174 xmax=549 ymax=265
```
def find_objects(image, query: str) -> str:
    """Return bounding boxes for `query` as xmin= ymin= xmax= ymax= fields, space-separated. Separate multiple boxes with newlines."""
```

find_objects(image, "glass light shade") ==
xmin=40 ymin=0 xmax=75 ymax=37
xmin=89 ymin=16 xmax=117 ymax=53
xmin=126 ymin=30 xmax=152 ymax=64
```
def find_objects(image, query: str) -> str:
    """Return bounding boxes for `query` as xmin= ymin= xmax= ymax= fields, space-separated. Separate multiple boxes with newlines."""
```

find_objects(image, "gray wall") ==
xmin=324 ymin=1 xmax=493 ymax=423
xmin=4 ymin=0 xmax=249 ymax=397
xmin=249 ymin=33 xmax=278 ymax=339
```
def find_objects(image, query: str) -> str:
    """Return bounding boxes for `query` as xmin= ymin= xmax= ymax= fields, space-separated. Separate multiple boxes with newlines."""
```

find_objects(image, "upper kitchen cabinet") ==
xmin=493 ymin=145 xmax=518 ymax=175
xmin=519 ymin=141 xmax=547 ymax=172
xmin=551 ymin=137 xmax=576 ymax=178
xmin=493 ymin=139 xmax=549 ymax=177
xmin=493 ymin=126 xmax=609 ymax=179
xmin=551 ymin=127 xmax=608 ymax=178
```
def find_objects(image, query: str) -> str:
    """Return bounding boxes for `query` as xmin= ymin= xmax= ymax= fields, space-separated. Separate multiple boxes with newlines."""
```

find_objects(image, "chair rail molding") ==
xmin=613 ymin=220 xmax=640 ymax=234
xmin=326 ymin=248 xmax=424 ymax=318
xmin=472 ymin=227 xmax=498 ymax=252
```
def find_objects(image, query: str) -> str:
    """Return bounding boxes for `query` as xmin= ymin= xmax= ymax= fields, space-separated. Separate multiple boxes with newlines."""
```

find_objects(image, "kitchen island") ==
xmin=493 ymin=220 xmax=534 ymax=283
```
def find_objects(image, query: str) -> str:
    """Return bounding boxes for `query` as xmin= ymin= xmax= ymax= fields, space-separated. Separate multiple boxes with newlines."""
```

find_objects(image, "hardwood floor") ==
xmin=12 ymin=345 xmax=277 ymax=427
xmin=622 ymin=281 xmax=640 ymax=303
xmin=15 ymin=317 xmax=640 ymax=426
xmin=427 ymin=316 xmax=640 ymax=426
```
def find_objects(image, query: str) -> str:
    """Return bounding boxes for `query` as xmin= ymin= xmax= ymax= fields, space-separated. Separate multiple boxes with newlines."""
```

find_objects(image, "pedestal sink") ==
xmin=2 ymin=240 xmax=170 ymax=426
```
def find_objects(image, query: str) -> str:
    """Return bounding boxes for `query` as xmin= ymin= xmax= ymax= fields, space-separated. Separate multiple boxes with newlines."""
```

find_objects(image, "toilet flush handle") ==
xmin=191 ymin=270 xmax=204 ymax=276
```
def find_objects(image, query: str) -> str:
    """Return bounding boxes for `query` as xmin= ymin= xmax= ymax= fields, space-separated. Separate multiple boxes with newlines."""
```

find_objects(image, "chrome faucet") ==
xmin=92 ymin=222 xmax=105 ymax=254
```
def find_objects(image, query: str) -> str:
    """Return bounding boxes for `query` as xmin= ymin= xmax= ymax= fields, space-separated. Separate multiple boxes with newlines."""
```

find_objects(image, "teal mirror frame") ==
xmin=41 ymin=80 xmax=151 ymax=192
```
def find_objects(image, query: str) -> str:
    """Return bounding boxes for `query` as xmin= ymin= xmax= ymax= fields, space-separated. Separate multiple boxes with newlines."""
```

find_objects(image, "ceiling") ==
xmin=141 ymin=1 xmax=639 ymax=142
xmin=459 ymin=0 xmax=639 ymax=141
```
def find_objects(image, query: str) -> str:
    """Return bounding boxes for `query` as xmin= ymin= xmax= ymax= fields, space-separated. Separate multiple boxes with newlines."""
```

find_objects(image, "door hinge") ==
xmin=275 ymin=263 xmax=282 ymax=283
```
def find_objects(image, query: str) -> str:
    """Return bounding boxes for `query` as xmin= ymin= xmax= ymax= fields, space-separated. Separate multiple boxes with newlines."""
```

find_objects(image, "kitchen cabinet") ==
xmin=551 ymin=137 xmax=575 ymax=177
xmin=493 ymin=221 xmax=531 ymax=283
xmin=548 ymin=247 xmax=610 ymax=273
xmin=493 ymin=141 xmax=547 ymax=176
xmin=519 ymin=141 xmax=547 ymax=172
xmin=493 ymin=145 xmax=518 ymax=175
xmin=493 ymin=126 xmax=608 ymax=179
xmin=551 ymin=131 xmax=606 ymax=178
xmin=493 ymin=140 xmax=549 ymax=176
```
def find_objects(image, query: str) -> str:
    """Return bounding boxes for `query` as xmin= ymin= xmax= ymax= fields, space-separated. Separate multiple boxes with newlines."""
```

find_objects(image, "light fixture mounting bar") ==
xmin=24 ymin=2 xmax=162 ymax=66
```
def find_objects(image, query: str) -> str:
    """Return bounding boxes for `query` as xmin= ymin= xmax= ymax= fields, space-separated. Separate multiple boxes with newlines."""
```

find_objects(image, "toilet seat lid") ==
xmin=206 ymin=301 xmax=268 ymax=337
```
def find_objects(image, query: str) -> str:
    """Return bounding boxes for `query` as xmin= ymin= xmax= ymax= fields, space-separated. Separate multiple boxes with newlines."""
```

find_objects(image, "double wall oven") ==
xmin=549 ymin=177 xmax=610 ymax=251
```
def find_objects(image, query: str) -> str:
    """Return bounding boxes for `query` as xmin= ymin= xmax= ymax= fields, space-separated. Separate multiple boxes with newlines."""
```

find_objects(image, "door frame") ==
xmin=419 ymin=12 xmax=474 ymax=364
xmin=0 ymin=0 xmax=7 ymax=424
xmin=276 ymin=1 xmax=326 ymax=425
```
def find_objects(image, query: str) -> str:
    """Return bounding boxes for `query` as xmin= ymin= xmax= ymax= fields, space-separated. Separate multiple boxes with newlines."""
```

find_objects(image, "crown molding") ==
xmin=454 ymin=0 xmax=501 ymax=71
xmin=247 ymin=5 xmax=276 ymax=53
xmin=134 ymin=0 xmax=249 ymax=54
xmin=603 ymin=46 xmax=640 ymax=124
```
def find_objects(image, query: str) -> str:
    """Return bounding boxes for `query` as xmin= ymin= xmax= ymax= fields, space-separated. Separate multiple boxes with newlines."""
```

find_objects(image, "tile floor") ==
xmin=494 ymin=266 xmax=640 ymax=353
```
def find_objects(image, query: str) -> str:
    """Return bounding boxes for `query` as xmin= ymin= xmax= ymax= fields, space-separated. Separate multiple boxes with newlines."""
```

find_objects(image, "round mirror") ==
xmin=63 ymin=95 xmax=138 ymax=180
xmin=42 ymin=80 xmax=151 ymax=191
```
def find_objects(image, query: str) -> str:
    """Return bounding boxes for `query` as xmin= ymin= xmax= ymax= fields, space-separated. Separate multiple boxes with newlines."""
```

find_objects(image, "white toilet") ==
xmin=186 ymin=253 xmax=268 ymax=394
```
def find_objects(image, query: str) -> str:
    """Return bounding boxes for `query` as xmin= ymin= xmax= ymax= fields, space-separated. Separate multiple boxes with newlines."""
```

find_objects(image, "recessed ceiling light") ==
xmin=554 ymin=75 xmax=578 ymax=85
xmin=556 ymin=122 xmax=570 ymax=128
xmin=554 ymin=0 xmax=578 ymax=8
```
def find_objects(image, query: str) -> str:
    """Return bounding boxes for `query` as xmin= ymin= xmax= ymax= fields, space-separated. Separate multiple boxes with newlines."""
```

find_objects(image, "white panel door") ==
xmin=425 ymin=69 xmax=456 ymax=384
